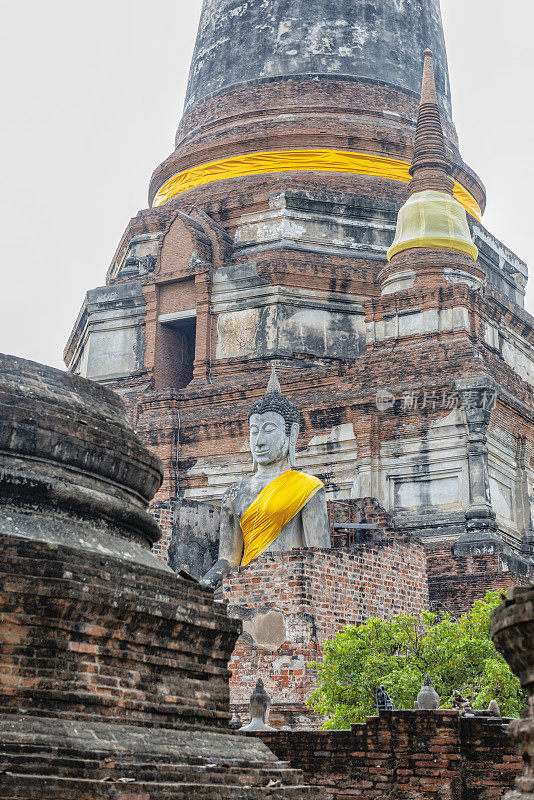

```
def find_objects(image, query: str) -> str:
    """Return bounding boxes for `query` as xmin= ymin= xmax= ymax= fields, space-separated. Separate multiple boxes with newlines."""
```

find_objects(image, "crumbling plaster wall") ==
xmin=233 ymin=192 xmax=397 ymax=258
xmin=213 ymin=264 xmax=366 ymax=362
xmin=370 ymin=409 xmax=469 ymax=537
xmin=67 ymin=282 xmax=146 ymax=381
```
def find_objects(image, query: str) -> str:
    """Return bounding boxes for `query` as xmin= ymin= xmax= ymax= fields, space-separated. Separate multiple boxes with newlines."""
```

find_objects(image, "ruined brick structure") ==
xmin=65 ymin=0 xmax=534 ymax=708
xmin=224 ymin=533 xmax=428 ymax=726
xmin=0 ymin=353 xmax=317 ymax=798
xmin=255 ymin=711 xmax=522 ymax=800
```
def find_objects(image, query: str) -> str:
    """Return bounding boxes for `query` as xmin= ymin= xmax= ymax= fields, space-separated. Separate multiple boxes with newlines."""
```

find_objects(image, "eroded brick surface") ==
xmin=224 ymin=542 xmax=428 ymax=709
xmin=255 ymin=712 xmax=521 ymax=800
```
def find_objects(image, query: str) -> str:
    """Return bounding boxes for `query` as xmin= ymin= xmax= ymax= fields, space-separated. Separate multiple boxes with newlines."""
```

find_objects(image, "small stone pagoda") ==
xmin=0 ymin=353 xmax=316 ymax=798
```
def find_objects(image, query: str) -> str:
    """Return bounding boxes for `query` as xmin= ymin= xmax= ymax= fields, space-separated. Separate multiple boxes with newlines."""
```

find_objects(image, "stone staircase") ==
xmin=0 ymin=716 xmax=318 ymax=799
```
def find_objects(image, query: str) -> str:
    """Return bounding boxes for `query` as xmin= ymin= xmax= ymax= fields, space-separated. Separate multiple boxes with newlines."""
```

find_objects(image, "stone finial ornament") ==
xmin=414 ymin=674 xmax=440 ymax=710
xmin=487 ymin=699 xmax=502 ymax=719
xmin=239 ymin=679 xmax=276 ymax=732
xmin=386 ymin=50 xmax=478 ymax=264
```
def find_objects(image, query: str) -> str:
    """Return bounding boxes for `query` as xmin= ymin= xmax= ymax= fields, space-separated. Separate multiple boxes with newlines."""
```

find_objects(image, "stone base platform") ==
xmin=0 ymin=532 xmax=316 ymax=799
xmin=0 ymin=353 xmax=319 ymax=799
xmin=223 ymin=542 xmax=428 ymax=720
xmin=1 ymin=716 xmax=315 ymax=799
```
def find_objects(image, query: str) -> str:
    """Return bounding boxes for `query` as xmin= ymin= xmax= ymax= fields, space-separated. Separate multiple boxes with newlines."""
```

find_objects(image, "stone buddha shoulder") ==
xmin=202 ymin=369 xmax=331 ymax=587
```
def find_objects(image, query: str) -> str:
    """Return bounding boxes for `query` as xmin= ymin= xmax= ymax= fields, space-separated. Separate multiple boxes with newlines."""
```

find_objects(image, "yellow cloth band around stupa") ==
xmin=240 ymin=469 xmax=324 ymax=568
xmin=152 ymin=149 xmax=482 ymax=220
xmin=387 ymin=189 xmax=478 ymax=262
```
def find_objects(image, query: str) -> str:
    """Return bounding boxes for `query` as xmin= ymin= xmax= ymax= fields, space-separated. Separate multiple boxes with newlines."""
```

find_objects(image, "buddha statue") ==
xmin=201 ymin=368 xmax=331 ymax=587
xmin=239 ymin=679 xmax=275 ymax=732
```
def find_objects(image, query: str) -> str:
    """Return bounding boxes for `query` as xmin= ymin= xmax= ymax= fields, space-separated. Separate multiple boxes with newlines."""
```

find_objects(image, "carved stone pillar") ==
xmin=141 ymin=283 xmax=158 ymax=374
xmin=454 ymin=377 xmax=500 ymax=555
xmin=193 ymin=266 xmax=213 ymax=382
xmin=459 ymin=377 xmax=497 ymax=529
xmin=352 ymin=458 xmax=373 ymax=500
xmin=515 ymin=439 xmax=534 ymax=558
xmin=491 ymin=587 xmax=534 ymax=800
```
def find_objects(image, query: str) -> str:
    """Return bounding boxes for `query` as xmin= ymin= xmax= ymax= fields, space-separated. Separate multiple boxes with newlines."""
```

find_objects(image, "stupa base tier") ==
xmin=0 ymin=531 xmax=239 ymax=729
xmin=0 ymin=715 xmax=317 ymax=799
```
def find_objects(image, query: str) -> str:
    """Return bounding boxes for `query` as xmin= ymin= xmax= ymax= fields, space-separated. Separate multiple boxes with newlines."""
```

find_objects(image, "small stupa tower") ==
xmin=383 ymin=50 xmax=481 ymax=289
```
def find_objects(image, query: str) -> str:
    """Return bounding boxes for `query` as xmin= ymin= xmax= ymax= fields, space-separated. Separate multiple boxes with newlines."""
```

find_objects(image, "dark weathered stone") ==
xmin=168 ymin=498 xmax=220 ymax=579
xmin=185 ymin=0 xmax=452 ymax=119
xmin=376 ymin=685 xmax=394 ymax=713
xmin=0 ymin=353 xmax=318 ymax=798
xmin=491 ymin=587 xmax=534 ymax=800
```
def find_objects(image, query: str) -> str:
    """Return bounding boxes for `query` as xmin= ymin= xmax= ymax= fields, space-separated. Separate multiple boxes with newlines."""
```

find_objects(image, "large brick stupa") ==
xmin=66 ymin=0 xmax=533 ymax=627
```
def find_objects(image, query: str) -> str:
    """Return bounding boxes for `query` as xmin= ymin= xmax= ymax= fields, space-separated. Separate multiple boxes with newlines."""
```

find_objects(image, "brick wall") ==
xmin=1 ymin=534 xmax=239 ymax=730
xmin=255 ymin=711 xmax=521 ymax=800
xmin=224 ymin=542 xmax=428 ymax=707
xmin=150 ymin=499 xmax=175 ymax=561
xmin=427 ymin=544 xmax=533 ymax=616
xmin=151 ymin=76 xmax=474 ymax=209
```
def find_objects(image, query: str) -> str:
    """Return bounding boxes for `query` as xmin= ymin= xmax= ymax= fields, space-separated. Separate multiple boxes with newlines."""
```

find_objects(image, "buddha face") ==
xmin=249 ymin=412 xmax=290 ymax=467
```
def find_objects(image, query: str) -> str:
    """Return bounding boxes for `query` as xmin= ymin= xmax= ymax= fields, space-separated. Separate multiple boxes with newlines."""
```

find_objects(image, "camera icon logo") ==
xmin=376 ymin=389 xmax=396 ymax=412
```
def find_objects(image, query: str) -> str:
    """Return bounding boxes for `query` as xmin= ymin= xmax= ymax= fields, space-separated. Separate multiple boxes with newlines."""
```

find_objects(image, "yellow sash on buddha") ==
xmin=240 ymin=470 xmax=324 ymax=567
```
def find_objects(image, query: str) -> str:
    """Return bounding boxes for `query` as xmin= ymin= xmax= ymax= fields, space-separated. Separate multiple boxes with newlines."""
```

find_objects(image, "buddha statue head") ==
xmin=248 ymin=368 xmax=300 ymax=470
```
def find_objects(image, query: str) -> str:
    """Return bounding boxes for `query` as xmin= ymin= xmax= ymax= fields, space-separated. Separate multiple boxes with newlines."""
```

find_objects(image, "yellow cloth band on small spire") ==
xmin=387 ymin=189 xmax=478 ymax=261
xmin=152 ymin=149 xmax=482 ymax=221
xmin=240 ymin=470 xmax=324 ymax=567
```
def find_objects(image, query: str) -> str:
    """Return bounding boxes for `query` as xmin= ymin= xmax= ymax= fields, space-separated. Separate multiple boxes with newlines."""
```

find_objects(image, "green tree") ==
xmin=308 ymin=591 xmax=524 ymax=729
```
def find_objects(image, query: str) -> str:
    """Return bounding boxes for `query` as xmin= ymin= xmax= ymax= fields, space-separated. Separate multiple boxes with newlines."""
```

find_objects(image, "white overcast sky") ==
xmin=0 ymin=1 xmax=532 ymax=369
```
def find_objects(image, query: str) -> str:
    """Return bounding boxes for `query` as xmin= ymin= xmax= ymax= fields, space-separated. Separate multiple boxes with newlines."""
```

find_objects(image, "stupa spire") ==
xmin=408 ymin=50 xmax=454 ymax=197
xmin=387 ymin=50 xmax=478 ymax=263
xmin=420 ymin=49 xmax=439 ymax=105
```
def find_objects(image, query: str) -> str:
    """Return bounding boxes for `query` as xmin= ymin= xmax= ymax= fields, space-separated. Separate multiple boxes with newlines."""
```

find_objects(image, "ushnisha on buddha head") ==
xmin=248 ymin=368 xmax=300 ymax=470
